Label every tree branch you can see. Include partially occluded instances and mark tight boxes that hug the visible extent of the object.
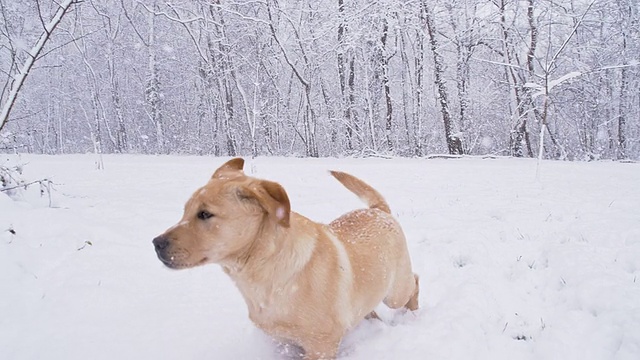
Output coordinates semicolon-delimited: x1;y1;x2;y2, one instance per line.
0;0;77;132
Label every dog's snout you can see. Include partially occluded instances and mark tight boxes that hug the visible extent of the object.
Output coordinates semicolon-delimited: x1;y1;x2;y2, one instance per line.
153;235;170;251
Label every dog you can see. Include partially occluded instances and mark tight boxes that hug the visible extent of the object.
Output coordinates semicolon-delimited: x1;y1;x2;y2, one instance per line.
153;158;419;359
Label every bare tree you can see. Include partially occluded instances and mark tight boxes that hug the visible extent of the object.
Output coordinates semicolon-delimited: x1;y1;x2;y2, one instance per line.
337;0;359;151
380;16;394;151
266;0;318;157
422;0;464;155
0;0;77;132
615;0;637;159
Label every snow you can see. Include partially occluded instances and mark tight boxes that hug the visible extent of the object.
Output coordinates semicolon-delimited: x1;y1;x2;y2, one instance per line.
526;71;583;98
1;154;639;360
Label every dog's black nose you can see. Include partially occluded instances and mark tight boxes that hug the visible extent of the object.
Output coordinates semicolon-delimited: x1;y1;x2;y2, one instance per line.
153;236;170;251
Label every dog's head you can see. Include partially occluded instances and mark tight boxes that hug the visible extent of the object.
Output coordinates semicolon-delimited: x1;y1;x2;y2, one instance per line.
153;158;290;269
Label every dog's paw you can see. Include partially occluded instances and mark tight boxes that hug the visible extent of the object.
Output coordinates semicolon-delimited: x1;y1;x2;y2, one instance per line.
389;307;422;326
275;342;305;359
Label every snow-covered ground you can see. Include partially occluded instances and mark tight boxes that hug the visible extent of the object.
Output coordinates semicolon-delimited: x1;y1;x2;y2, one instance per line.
1;154;639;360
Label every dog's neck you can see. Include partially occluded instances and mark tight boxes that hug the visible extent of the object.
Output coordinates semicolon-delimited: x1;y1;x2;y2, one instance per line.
221;212;316;285
219;212;317;316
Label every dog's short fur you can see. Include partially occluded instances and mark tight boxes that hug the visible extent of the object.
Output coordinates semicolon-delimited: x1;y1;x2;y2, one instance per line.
153;158;419;359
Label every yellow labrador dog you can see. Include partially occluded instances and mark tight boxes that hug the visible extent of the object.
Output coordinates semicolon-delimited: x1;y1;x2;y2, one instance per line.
153;158;419;359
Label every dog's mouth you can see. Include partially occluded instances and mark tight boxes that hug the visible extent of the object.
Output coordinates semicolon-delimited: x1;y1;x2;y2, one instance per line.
156;251;208;269
153;235;211;269
157;253;182;269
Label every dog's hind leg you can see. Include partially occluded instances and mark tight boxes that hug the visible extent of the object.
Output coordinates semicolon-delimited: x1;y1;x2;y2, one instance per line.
383;272;419;311
404;273;419;311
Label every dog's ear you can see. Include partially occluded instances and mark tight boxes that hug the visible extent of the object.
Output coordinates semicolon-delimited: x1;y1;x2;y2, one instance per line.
212;158;245;179
240;180;290;227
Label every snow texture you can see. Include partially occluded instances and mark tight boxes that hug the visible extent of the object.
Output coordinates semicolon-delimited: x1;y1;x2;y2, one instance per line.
1;155;639;359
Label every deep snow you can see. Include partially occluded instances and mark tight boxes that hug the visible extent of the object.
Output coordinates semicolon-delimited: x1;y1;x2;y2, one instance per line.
1;155;639;360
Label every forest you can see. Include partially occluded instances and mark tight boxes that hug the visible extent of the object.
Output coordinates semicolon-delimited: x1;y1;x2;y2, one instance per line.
1;0;638;160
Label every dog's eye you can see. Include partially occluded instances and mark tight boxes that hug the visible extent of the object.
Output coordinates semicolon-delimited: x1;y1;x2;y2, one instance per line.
197;210;214;220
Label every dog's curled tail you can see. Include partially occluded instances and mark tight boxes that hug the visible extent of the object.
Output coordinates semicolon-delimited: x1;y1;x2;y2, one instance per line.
329;170;391;214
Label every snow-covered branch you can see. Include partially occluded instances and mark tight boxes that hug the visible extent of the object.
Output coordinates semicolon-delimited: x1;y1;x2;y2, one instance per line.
0;0;77;132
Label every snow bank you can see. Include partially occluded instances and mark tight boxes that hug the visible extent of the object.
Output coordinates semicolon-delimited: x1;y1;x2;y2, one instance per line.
1;155;639;359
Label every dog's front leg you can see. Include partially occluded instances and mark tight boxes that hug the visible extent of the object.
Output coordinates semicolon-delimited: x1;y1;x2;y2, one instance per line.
300;335;341;360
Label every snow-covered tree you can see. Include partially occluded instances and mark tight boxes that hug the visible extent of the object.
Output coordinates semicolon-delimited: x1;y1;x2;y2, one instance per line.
0;0;638;159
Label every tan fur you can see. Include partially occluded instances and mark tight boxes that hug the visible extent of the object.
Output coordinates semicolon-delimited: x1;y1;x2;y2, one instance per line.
153;158;419;359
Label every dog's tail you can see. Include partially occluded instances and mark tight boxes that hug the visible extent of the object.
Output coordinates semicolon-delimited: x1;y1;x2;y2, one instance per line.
329;170;391;214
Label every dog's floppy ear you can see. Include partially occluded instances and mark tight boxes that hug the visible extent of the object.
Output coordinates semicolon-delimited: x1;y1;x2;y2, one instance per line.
240;180;291;227
212;158;245;179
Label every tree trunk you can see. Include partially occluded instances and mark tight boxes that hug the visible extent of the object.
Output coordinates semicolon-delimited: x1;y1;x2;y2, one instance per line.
422;0;463;155
381;18;393;151
266;1;318;157
446;3;472;154
111;68;127;153
145;4;164;154
337;0;360;152
498;0;532;157
414;7;426;156
337;0;352;150
398;21;415;155
618;66;628;159
209;3;237;156
616;0;634;160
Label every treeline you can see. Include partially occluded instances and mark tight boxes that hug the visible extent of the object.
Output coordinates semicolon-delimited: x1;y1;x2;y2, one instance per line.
1;0;638;159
